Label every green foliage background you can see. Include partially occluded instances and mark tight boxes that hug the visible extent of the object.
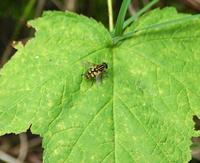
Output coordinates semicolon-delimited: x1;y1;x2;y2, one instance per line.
0;0;200;163
0;6;200;162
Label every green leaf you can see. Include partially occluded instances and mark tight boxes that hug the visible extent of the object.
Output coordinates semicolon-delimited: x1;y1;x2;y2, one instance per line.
1;7;200;162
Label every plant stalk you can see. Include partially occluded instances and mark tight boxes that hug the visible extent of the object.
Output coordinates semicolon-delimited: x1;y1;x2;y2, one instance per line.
113;14;200;44
114;0;131;36
124;0;159;29
107;0;114;32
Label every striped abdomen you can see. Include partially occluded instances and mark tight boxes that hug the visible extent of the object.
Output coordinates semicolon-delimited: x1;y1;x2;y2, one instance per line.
85;63;108;79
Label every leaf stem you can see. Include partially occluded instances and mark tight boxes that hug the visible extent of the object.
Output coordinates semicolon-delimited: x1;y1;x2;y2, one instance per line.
114;0;131;36
123;0;159;29
107;0;114;32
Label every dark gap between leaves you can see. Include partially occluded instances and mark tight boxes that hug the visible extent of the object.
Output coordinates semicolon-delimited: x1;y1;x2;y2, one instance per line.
0;129;42;163
190;115;200;163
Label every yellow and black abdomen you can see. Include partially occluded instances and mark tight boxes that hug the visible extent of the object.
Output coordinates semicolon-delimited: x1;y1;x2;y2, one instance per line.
85;67;100;79
85;63;108;79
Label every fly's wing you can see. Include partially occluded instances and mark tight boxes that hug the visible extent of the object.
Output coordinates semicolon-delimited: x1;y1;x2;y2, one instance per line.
82;61;96;68
95;74;102;85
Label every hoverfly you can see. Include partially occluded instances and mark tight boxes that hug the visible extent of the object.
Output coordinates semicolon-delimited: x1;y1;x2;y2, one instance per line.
84;62;108;82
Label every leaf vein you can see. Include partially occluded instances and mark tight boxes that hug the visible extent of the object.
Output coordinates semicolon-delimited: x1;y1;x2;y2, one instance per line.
63;98;112;162
117;95;172;163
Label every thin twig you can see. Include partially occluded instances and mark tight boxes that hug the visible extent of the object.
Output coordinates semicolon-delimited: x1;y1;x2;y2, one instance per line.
142;0;149;5
51;0;64;10
0;43;14;67
192;149;200;160
17;133;28;163
9;137;42;156
107;0;114;32
64;0;77;11
128;4;136;16
35;0;47;17
0;150;20;163
29;138;42;149
27;154;42;163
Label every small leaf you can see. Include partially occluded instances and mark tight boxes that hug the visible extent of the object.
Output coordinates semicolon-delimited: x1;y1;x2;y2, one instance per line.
0;8;200;162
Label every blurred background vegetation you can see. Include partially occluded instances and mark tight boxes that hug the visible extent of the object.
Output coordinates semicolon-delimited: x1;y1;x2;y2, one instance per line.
0;0;200;162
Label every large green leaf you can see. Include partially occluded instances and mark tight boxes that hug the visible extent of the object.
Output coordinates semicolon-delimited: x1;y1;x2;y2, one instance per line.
0;7;200;162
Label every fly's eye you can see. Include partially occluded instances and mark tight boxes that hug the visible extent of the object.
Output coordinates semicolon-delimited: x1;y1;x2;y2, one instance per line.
102;62;108;68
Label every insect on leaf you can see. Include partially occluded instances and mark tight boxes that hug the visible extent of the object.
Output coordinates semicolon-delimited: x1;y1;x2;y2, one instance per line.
0;8;200;162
